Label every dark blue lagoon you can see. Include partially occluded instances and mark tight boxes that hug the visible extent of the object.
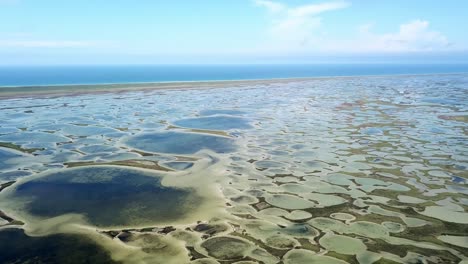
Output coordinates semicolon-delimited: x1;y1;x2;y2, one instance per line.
0;229;119;264
7;166;201;227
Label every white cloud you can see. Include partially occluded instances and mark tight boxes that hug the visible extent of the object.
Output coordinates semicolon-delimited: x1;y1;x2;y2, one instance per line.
0;40;96;48
324;20;451;53
254;1;349;49
254;1;453;54
254;0;285;13
287;1;349;17
375;20;450;52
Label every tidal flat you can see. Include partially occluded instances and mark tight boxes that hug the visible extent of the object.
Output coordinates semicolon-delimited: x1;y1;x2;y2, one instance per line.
0;74;467;263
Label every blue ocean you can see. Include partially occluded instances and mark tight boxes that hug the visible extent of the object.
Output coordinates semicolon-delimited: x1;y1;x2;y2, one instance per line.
1;64;468;87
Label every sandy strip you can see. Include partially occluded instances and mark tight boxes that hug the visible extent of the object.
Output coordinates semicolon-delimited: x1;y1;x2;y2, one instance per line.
0;73;465;99
0;78;307;99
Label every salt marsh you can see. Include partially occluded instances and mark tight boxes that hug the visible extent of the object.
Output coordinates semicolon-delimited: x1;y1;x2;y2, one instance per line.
0;74;467;263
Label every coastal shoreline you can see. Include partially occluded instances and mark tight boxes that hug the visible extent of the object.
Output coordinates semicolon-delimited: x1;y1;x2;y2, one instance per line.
0;72;466;99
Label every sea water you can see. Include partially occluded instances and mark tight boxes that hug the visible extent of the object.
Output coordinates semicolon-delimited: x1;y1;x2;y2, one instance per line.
1;63;468;87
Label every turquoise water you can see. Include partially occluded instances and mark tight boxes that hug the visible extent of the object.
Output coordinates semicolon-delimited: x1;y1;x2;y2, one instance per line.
1;64;468;86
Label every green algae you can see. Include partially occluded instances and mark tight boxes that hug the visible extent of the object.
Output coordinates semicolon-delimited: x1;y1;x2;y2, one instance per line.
64;160;172;172
0;142;42;154
0;180;15;192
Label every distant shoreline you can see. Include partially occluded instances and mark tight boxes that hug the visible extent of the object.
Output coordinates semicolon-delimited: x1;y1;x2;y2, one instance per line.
0;72;467;99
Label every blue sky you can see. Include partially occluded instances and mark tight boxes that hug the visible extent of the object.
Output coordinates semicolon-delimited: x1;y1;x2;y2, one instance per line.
1;0;467;64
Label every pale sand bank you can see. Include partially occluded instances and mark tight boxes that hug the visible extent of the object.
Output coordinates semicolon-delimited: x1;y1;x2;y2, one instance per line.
0;73;464;99
0;78;306;99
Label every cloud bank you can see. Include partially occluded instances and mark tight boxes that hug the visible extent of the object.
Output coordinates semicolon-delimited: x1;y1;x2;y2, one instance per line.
255;1;453;54
358;20;450;52
255;0;349;48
